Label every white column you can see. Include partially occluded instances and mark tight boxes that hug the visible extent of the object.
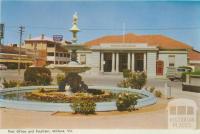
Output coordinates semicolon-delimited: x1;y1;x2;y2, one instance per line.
112;53;115;72
144;53;146;72
116;53;119;73
131;53;135;72
128;53;131;70
100;52;104;72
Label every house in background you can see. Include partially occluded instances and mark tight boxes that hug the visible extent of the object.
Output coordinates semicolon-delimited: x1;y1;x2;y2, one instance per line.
0;44;34;69
81;33;200;78
188;49;200;69
23;34;71;67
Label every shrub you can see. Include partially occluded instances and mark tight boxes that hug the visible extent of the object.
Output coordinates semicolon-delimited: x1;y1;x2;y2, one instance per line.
154;90;162;97
190;70;200;75
118;72;147;89
123;69;131;78
127;72;147;89
116;92;140;111
19;81;38;86
70;99;96;114
149;86;155;93
56;74;66;91
2;79;18;88
24;67;52;85
117;79;129;88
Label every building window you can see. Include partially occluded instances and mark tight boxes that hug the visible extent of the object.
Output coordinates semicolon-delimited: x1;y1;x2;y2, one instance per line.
56;53;59;56
169;55;175;67
55;61;58;64
47;61;54;65
63;53;67;57
47;52;54;56
47;43;55;47
80;54;86;64
134;53;144;72
60;53;63;57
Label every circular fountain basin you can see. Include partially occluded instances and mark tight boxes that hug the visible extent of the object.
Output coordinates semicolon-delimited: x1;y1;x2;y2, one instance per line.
47;62;90;73
0;86;156;112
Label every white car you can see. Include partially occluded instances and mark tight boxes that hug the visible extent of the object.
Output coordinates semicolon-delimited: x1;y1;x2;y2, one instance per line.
0;64;7;70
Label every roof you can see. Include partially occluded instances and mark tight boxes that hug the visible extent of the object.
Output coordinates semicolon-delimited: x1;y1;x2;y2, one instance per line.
0;45;26;55
84;33;192;49
25;35;54;42
84;33;200;61
25;35;71;44
188;50;200;61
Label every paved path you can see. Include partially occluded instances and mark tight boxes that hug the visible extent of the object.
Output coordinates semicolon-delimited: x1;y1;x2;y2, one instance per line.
0;99;168;129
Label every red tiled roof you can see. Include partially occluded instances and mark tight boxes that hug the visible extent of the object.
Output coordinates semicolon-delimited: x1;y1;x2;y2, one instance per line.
84;33;200;61
84;33;192;49
188;50;200;61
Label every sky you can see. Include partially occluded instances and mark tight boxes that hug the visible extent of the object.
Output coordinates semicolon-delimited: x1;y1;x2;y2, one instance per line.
1;0;200;50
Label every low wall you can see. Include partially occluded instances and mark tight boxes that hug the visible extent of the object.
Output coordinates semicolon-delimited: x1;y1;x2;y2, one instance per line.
183;75;200;93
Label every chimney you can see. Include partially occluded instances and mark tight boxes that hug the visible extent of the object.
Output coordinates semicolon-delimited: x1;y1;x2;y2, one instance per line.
41;34;44;40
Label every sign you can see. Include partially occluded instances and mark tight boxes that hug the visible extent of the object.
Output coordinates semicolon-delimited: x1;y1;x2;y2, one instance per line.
167;99;197;129
53;35;63;42
0;23;4;38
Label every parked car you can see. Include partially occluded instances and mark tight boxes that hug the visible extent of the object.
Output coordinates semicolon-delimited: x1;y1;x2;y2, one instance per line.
167;66;192;81
0;64;7;70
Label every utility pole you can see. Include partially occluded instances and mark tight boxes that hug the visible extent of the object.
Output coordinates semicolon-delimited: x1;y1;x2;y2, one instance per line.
18;26;25;75
0;24;5;45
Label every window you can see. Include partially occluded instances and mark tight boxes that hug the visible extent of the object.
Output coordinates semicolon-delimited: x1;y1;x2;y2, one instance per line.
47;43;55;47
134;53;144;72
47;52;54;56
56;53;59;56
47;61;54;65
60;53;63;57
169;55;175;67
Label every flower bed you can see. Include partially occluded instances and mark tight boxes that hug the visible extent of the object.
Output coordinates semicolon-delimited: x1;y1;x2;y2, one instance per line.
25;88;117;103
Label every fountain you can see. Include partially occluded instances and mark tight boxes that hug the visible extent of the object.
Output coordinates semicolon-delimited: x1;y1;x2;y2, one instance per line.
52;12;90;93
0;13;157;112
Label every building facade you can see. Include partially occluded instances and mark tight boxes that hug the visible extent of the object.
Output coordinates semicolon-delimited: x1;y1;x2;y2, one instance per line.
0;45;34;69
24;35;70;66
83;43;188;78
80;33;200;78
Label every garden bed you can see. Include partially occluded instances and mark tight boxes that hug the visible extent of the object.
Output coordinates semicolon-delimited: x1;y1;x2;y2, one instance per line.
25;88;117;103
